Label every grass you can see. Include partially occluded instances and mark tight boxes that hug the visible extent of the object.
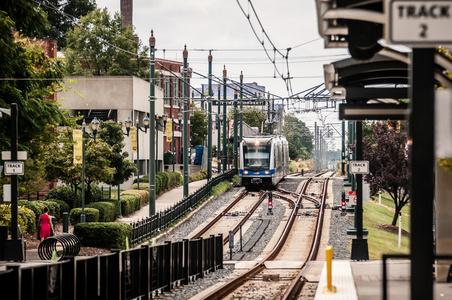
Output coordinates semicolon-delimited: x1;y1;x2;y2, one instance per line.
363;193;410;259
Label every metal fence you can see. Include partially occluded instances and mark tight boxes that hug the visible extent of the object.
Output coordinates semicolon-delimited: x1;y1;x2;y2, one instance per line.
0;235;223;300
130;169;236;246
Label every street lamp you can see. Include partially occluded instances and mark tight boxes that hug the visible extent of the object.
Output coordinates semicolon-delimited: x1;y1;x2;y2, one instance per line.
124;116;149;190
80;117;100;223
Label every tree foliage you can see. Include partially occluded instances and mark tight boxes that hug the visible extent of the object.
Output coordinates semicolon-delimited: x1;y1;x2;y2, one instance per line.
64;8;149;78
362;121;410;225
34;0;96;49
97;120;137;186
229;107;267;133
283;114;313;160
190;103;207;146
43;128;115;207
0;1;69;193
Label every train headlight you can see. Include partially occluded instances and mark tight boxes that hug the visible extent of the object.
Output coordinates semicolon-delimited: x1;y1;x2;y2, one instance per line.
243;170;248;175
265;171;271;174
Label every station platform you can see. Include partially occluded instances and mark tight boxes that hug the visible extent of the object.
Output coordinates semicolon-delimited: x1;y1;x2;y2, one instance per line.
314;260;452;300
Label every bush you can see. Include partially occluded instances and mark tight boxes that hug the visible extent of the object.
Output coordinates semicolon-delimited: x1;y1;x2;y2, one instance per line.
189;169;207;182
86;202;116;222
121;190;149;205
118;194;141;216
18;200;46;220
211;180;232;197
0;204;36;235
45;199;71;215
69;208;99;225
101;199;121;219
133;174;149;184
74;222;132;249
44;185;76;208
167;171;179;188
132;183;149;190
231;175;239;184
157;172;169;190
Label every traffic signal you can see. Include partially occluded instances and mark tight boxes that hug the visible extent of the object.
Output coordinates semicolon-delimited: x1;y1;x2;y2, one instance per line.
341;191;346;211
268;191;273;211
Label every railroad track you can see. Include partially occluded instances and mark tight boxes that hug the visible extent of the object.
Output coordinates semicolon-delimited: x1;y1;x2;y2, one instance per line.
199;171;334;299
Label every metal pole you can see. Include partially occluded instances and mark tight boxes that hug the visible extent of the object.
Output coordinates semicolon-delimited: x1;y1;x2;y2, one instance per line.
183;46;189;198
222;66;227;172
207;51;213;180
172;120;175;172
136;122;140;190
233;89;238;170
410;48;435;300
81;126;86;223
239;72;243;142
341;120;345;175
217;83;221;173
156;117;159;172
10;104;18;238
149;30;156;216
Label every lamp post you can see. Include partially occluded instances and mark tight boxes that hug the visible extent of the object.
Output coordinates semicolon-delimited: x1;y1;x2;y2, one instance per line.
124;116;149;190
149;30;156;216
183;46;189;198
217;82;221;173
80;117;100;223
222;66;227;173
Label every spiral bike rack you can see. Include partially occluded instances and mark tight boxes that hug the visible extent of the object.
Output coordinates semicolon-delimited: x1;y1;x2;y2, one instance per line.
38;233;81;261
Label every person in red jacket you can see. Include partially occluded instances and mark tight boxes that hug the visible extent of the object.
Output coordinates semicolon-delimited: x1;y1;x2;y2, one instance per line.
37;206;54;240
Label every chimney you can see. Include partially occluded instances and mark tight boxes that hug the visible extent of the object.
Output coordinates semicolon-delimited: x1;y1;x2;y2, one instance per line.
120;0;133;27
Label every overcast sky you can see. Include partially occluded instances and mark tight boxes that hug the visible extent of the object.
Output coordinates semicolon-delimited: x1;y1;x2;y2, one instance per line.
96;0;348;149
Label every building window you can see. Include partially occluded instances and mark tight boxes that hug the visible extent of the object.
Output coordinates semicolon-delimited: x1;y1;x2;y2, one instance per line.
173;78;179;107
72;109;117;125
164;76;171;106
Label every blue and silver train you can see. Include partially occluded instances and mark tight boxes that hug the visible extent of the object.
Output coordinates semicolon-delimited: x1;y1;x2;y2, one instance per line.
238;135;290;188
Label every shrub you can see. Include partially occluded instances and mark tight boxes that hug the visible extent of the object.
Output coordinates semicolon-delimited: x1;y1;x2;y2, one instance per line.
0;204;36;235
189;169;207;182
155;175;162;195
122;190;149;205
74;222;132;249
167;171;178;187
211;180;232;196
18;200;46;221
132;183;149;190
45;199;71;215
118;194;141;216
231;175;239;184
86;202;116;222
69;208;99;225
44;185;76;208
157;172;169;190
101;199;121;219
289;165;295;172
133;174;149;184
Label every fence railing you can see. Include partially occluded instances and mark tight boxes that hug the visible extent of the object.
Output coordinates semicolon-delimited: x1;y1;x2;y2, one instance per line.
130;169;236;247
0;235;223;300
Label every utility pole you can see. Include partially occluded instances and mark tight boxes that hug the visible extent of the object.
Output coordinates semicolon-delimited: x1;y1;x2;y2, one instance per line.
217;82;221;173
183;45;189;198
222;66;227;172
207;51;213;180
233;88;238;169
239;72;243;142
149;30;156;216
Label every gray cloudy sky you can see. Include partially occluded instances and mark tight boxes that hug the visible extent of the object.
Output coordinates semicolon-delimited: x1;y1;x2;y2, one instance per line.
96;0;348;149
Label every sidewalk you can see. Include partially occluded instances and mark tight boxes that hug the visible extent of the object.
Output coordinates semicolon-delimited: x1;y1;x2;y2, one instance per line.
117;179;208;223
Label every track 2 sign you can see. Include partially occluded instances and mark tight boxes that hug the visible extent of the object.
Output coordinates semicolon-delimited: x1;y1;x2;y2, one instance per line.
349;161;369;174
388;0;452;45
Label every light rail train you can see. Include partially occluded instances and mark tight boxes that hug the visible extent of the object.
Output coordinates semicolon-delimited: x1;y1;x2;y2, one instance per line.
238;135;289;188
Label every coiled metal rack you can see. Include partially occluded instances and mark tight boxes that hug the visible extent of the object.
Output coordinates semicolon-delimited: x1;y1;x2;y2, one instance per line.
38;233;81;261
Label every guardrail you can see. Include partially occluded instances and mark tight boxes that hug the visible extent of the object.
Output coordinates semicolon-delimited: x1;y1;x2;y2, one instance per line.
130;169;236;247
0;235;223;300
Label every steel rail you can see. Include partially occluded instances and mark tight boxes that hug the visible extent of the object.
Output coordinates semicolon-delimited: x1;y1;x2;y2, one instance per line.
201;177;314;300
190;189;248;240
281;172;334;300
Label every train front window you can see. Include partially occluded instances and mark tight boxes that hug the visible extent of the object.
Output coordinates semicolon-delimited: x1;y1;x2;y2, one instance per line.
243;144;270;170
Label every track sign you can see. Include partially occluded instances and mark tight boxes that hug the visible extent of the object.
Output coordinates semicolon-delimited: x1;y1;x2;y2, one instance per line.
387;0;452;45
4;161;24;175
349;161;369;174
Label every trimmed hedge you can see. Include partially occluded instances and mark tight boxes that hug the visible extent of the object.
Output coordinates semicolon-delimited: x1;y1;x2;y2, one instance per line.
86;201;116;222
46;199;71;215
118;194;141;216
133;174;149;183
43;183;103;209
69;208;99;225
74;222;132;249
101;199;121;219
121;190;148;205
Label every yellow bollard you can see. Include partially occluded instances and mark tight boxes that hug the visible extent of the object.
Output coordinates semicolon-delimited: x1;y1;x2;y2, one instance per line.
323;245;337;294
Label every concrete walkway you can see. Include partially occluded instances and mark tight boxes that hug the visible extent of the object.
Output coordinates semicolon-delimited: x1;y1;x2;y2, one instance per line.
117;179;208;223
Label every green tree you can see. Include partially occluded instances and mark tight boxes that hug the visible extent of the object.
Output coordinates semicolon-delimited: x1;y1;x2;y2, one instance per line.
190;103;207;146
43;128;115;207
229;107;267;133
283;114;313;159
97;120;137;186
64;8;148;78
34;0;96;49
0;1;68;194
